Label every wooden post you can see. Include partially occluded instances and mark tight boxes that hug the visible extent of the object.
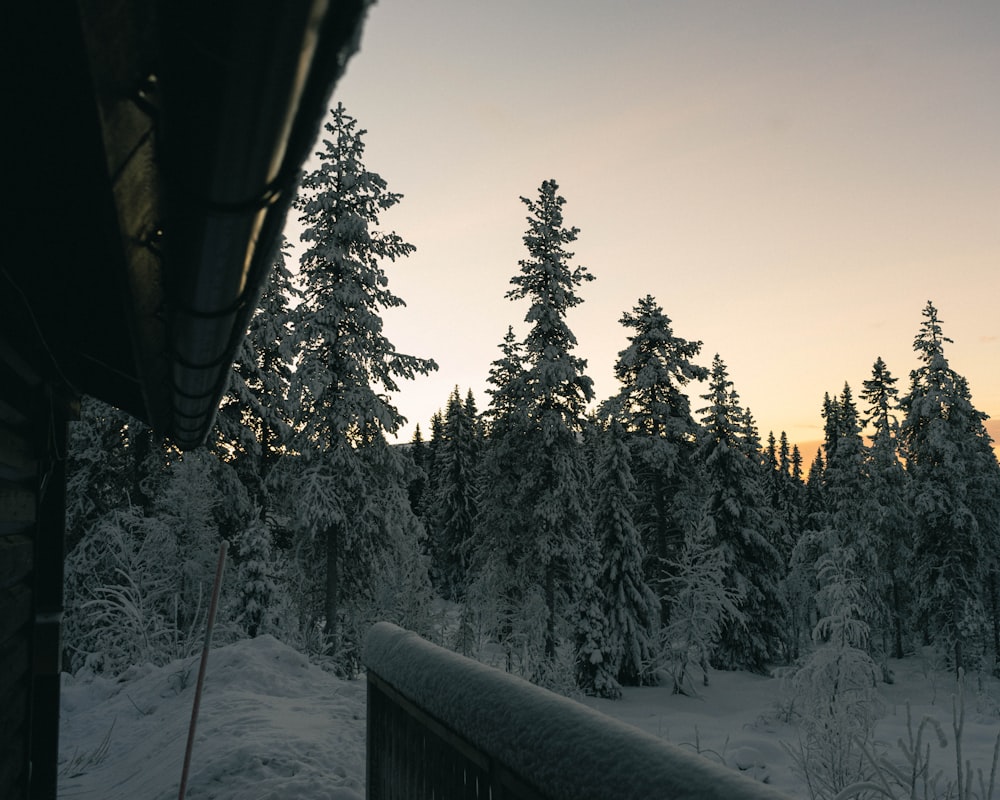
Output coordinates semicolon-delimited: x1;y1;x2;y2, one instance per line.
177;540;227;800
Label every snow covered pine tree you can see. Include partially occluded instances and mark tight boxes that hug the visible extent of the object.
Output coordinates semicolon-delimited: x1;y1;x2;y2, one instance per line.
287;103;436;667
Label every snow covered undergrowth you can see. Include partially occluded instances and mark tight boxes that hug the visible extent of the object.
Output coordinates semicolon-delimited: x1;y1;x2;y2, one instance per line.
60;634;1000;799
583;657;1000;798
581;669;793;790
59;635;366;800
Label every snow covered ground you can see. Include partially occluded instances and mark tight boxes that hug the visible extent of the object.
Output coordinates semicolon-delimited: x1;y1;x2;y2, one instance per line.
59;636;366;800
59;635;1000;799
583;659;1000;797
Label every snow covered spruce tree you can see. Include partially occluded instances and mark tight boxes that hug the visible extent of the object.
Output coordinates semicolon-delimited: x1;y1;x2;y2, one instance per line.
425;386;480;600
236;512;277;638
860;356;913;661
822;385;885;649
575;528;621;698
696;354;787;672
763;430;809;662
509;179;595;675
210;244;300;635
285;103;437;668
899;302;1000;675
776;436;802;546
580;419;659;692
467;327;533;667
600;295;708;593
474;181;595;681
417;411;445;520
406;423;429;514
762;432;794;563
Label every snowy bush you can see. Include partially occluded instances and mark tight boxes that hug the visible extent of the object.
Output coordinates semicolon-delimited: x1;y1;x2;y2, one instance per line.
832;678;1000;800
782;546;883;799
64;446;235;675
662;514;744;695
65;506;196;674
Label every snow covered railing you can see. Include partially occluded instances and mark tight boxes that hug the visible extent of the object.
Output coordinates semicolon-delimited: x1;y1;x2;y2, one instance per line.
363;622;790;800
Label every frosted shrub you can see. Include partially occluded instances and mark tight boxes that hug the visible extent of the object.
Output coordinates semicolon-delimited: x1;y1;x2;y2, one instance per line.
65;506;198;674
507;588;550;680
318;536;437;678
534;641;582;698
459;565;509;663
358;547;435;638
463;553;553;681
836;679;1000;800
784;546;883;799
663;515;744;696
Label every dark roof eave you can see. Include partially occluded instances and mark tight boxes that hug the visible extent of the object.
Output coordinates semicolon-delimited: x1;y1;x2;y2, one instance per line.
156;0;370;449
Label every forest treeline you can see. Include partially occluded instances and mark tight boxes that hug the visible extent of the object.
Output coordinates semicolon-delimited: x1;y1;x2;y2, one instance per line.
64;106;1000;712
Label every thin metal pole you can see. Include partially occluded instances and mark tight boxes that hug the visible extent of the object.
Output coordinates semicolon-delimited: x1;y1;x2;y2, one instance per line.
178;539;228;800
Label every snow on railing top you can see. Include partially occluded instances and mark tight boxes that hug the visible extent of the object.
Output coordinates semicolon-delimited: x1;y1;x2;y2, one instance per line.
363;622;792;800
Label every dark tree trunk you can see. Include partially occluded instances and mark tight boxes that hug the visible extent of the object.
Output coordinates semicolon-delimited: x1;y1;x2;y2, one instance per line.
892;577;905;660
652;471;672;626
325;522;341;653
990;572;1000;676
544;567;557;661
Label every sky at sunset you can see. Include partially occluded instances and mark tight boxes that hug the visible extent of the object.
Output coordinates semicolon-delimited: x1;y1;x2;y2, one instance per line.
309;1;1000;457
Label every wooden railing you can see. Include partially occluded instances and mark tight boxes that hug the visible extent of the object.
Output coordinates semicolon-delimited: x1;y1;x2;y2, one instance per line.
363;622;792;800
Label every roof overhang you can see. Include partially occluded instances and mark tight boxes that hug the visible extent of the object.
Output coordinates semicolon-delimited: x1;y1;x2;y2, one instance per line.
2;0;369;448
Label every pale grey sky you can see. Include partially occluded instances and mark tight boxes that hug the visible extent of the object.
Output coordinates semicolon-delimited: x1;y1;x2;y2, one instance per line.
313;1;1000;452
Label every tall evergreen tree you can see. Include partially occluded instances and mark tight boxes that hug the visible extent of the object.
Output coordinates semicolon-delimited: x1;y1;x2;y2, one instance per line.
407;423;429;514
860;357;913;661
770;431;803;561
739;406;763;463
287;103;436;659
468;327;533;669
697;354;786;671
481;327;526;434
823;383;882;641
503;179;595;669
899;302;999;674
575;532;621;699
463;388;482;443
767;430;807;661
237;513;277;638
418;411;446;522
590;420;660;688
428;387;480;599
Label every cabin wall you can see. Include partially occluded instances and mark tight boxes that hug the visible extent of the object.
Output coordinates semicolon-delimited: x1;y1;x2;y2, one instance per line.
0;336;71;800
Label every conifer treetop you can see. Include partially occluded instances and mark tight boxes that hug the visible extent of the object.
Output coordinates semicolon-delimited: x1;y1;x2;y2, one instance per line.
912;300;953;366
506;180;595;427
698;354;740;451
291;103;437;442
860;356;900;441
604;294;707;437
